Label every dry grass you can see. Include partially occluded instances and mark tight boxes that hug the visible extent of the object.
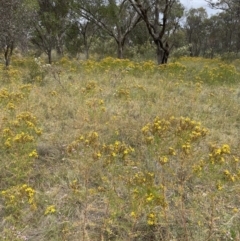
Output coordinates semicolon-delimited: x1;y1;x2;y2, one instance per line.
0;56;240;240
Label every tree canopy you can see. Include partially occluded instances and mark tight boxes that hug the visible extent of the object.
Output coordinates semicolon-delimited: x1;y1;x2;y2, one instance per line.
0;0;240;65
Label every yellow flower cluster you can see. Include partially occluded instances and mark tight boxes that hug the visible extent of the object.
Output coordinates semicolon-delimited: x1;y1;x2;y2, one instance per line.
29;149;39;158
1;67;22;82
67;131;100;153
129;172;167;212
102;140;135;164
115;88;130;99
142;116;171;143
67;131;135;166
192;160;205;175
142;60;156;71
13;132;34;143
0;88;24;110
142;116;208;153
197;62;239;83
191;142;239;188
7;102;16;110
159;61;186;73
1;184;37;211
178;117;208;135
78;57;187;77
59;56;70;65
223;169;237;182
209;144;231;164
130;211;137;218
44;205;56;215
2;112;42;150
85;81;97;92
17;111;37;124
130;171;154;186
85;98;106;112
0;85;31;109
147;212;157;226
182;142;191;155
168;147;176;156
159;156;169;165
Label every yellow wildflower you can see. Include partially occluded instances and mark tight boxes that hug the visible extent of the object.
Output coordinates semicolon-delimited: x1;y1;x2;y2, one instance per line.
221;144;231;154
4;138;11;148
146;193;154;202
159;156;168;165
130;211;136;218
169;147;176;155
44;205;56;215
29;150;38;158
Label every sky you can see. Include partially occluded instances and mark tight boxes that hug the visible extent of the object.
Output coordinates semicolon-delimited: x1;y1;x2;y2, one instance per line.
180;0;220;15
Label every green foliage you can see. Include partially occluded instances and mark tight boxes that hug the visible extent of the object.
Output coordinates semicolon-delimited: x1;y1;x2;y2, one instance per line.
221;52;240;63
23;0;39;11
171;45;191;59
197;62;239;84
20;58;50;84
65;23;82;57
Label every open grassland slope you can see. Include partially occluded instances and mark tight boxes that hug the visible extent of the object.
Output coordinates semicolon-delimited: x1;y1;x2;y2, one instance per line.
0;57;240;240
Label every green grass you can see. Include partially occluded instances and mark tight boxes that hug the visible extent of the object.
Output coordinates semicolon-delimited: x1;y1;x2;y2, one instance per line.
0;56;240;240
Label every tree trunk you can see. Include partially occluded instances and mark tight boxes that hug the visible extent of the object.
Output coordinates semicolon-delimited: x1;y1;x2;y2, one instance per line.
162;42;169;64
47;49;52;64
4;42;14;67
189;44;193;57
56;35;64;57
155;40;169;65
117;40;124;59
56;45;64;57
84;47;89;60
236;32;240;54
83;35;89;59
156;46;164;65
210;48;214;59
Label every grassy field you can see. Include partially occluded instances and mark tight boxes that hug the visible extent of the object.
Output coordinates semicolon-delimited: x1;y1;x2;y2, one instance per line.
0;56;240;240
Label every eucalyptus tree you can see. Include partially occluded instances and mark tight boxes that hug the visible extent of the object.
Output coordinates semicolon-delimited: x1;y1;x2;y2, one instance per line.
65;20;98;59
185;8;208;57
202;15;221;58
206;0;240;10
206;0;240;54
128;0;184;64
215;11;238;53
0;0;34;66
31;0;73;63
76;0;142;59
67;4;99;60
